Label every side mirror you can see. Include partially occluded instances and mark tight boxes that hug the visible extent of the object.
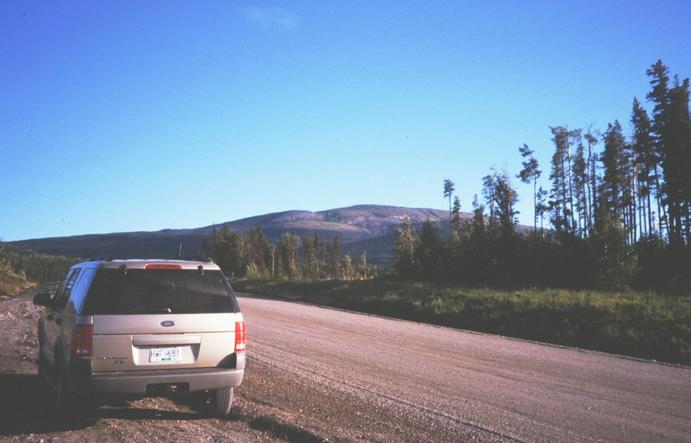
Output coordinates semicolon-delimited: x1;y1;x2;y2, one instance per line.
33;291;53;307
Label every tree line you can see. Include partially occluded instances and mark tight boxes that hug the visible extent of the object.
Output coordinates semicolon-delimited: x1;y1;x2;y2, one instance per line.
201;226;375;280
394;60;691;293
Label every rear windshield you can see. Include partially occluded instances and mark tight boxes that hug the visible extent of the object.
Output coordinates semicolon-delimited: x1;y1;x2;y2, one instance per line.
81;269;239;315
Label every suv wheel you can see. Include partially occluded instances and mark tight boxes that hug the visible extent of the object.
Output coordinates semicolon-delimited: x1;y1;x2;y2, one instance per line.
213;387;234;417
55;365;92;420
37;324;49;386
37;351;48;383
55;368;75;418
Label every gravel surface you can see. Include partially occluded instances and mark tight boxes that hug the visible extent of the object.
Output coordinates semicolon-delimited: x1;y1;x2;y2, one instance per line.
239;295;691;442
0;291;689;442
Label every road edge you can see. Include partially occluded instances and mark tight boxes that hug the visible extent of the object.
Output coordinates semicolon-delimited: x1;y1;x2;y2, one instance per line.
237;291;691;371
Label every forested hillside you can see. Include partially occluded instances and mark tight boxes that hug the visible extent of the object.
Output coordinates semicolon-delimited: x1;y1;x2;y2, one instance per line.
0;244;77;295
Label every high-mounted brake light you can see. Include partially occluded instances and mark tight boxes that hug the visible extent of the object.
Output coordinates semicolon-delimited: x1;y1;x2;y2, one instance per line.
144;263;182;270
235;321;247;352
71;324;93;357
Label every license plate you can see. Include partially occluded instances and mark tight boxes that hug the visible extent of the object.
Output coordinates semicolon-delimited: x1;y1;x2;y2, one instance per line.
149;347;181;363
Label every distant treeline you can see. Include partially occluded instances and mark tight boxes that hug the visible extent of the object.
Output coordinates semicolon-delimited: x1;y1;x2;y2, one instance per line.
0;243;77;284
201;226;376;280
394;60;691;293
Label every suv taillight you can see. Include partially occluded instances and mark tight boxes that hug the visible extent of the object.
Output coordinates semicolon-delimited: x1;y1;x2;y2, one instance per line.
235;321;246;352
71;324;93;357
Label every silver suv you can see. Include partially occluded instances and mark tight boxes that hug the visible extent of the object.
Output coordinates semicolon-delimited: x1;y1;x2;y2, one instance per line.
33;259;246;417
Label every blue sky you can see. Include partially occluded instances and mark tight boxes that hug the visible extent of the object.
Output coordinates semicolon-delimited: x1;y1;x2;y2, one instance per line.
1;1;690;241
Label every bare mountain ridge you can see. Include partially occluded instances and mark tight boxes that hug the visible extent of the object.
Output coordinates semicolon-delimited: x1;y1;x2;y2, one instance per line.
10;205;470;264
204;205;460;241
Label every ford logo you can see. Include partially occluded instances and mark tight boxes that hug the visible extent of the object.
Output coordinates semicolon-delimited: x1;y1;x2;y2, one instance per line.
161;320;175;327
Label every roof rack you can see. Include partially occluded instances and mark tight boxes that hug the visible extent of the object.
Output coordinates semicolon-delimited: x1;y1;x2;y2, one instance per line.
87;255;113;262
177;255;215;263
86;255;213;263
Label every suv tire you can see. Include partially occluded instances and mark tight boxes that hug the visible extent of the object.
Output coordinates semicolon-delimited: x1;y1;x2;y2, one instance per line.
37;322;49;384
213;387;234;417
37;350;48;383
55;362;92;420
55;367;76;419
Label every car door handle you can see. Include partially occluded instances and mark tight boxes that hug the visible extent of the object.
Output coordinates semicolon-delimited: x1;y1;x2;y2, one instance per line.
55;318;62;325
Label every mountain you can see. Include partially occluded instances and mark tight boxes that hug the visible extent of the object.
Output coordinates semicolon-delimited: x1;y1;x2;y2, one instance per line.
10;205;468;265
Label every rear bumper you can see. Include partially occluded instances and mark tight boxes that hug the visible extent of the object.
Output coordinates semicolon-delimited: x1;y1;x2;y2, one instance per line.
86;367;244;395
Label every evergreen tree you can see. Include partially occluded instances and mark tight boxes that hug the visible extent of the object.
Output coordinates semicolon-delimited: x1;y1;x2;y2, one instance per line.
247;227;272;277
622;138;637;245
205;226;245;277
451;196;462;235
341;255;354;280
592;192;633;289
572;140;588;236
536;186;549;235
664;76;691;244
631;97;656;237
443;179;455;216
328;235;343;279
276;233;300;278
601;121;627;220
517;143;542;234
566;129;581;233
646;59;671;239
357;252;369;280
549;126;578;234
471;194;485;234
492;170;519;235
584;128;600;233
447;195;464;276
393;216;417;278
482;173;496;222
301;234;324;279
415;220;444;280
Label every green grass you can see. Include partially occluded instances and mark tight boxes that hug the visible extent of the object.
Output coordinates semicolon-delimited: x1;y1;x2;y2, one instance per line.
235;279;691;366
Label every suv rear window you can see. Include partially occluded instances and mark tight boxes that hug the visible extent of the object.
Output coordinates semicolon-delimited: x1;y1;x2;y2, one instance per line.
81;269;239;315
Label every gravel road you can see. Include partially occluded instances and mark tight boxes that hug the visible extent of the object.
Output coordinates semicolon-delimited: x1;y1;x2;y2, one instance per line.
0;291;689;442
241;295;691;442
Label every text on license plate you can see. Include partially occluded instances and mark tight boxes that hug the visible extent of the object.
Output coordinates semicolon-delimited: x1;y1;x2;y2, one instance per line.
149;347;181;363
